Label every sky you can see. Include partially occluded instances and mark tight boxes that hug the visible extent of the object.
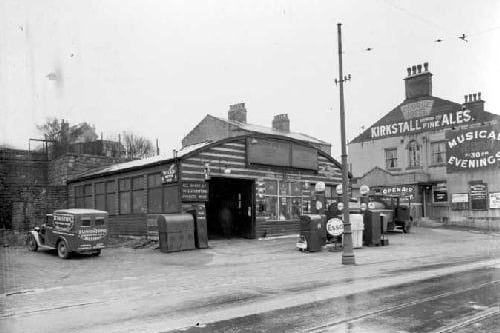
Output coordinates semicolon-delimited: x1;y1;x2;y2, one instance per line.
1;0;499;158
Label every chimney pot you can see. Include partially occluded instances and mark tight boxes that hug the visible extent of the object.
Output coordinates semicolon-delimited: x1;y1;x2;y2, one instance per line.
228;103;247;123
272;114;290;132
478;92;482;100
404;63;432;99
464;95;468;103
473;93;477;101
469;94;473;101
424;62;429;71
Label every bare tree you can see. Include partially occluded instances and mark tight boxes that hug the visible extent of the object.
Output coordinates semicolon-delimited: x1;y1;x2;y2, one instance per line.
36;118;98;146
121;132;155;159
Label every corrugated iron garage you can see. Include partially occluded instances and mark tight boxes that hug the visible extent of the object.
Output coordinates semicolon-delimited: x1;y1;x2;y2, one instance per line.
67;133;344;239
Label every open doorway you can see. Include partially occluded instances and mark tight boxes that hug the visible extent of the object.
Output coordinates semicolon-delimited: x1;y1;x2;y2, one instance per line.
206;177;255;239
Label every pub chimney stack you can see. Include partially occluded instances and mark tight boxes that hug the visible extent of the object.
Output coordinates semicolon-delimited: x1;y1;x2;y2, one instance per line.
463;91;485;113
404;62;432;100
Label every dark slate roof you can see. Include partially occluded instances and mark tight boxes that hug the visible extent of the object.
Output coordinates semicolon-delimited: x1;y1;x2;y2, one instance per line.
349;96;500;144
210;115;331;146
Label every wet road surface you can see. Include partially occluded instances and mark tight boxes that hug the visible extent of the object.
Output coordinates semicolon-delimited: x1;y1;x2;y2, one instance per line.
1;227;499;333
169;266;500;333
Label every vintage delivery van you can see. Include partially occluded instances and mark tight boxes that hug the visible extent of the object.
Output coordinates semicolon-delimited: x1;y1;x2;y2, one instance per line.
26;209;108;259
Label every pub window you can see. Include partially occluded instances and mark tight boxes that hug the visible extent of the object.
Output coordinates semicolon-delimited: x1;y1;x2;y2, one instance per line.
95;182;106;211
132;176;144;213
83;184;93;208
148;173;163;213
106;180;117;215
385;148;398;169
119;178;131;214
75;185;84;208
431;142;446;165
408;140;420;167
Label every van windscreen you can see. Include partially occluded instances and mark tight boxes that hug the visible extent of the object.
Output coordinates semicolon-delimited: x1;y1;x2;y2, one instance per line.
95;218;105;226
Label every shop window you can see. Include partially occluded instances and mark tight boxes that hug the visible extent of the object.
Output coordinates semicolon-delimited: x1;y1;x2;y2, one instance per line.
95;182;106;211
256;180;302;221
408;140;420;167
119;178;131;214
132;176;144;213
106;181;116;215
75;185;84;208
163;186;179;213
148;173;163;213
83;184;93;208
385;148;398;169
431;142;446;165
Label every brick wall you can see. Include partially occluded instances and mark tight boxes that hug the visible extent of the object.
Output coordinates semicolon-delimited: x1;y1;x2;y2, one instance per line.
3;185;67;231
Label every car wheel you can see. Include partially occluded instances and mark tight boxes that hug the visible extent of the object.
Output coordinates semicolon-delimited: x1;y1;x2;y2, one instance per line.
91;250;101;256
57;240;70;259
26;234;38;252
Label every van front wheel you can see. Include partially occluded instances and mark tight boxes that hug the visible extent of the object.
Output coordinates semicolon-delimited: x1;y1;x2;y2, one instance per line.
57;240;70;259
26;234;38;252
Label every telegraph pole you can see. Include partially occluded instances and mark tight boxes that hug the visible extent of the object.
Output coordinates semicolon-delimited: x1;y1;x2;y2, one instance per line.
336;23;355;265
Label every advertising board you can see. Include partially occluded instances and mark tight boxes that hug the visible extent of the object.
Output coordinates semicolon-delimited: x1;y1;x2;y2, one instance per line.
446;125;500;173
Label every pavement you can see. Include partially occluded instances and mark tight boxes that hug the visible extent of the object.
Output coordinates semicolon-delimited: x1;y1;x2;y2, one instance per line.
1;225;500;333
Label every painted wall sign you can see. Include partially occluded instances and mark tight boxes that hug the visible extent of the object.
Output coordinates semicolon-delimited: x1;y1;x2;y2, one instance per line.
378;185;417;201
489;192;500;209
162;163;178;183
469;181;488;211
247;138;318;170
400;100;434;119
181;182;208;202
370;108;472;139
446;125;500;173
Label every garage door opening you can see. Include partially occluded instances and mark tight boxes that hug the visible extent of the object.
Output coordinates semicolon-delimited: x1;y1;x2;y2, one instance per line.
206;177;255;239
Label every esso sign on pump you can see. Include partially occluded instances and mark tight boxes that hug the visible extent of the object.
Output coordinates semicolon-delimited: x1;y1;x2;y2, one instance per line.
327;218;344;236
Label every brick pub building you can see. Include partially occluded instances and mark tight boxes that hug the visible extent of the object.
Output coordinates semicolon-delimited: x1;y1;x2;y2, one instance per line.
348;63;500;229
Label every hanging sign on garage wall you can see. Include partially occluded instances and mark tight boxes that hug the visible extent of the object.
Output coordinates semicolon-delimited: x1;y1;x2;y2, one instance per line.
181;182;208;202
162;163;178;183
446;124;500;173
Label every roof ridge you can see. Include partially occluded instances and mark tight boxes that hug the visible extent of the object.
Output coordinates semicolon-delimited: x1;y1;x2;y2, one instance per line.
209;114;330;145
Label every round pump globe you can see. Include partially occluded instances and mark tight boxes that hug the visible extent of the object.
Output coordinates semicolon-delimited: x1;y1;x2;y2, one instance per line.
360;185;370;195
315;182;326;192
336;184;343;194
